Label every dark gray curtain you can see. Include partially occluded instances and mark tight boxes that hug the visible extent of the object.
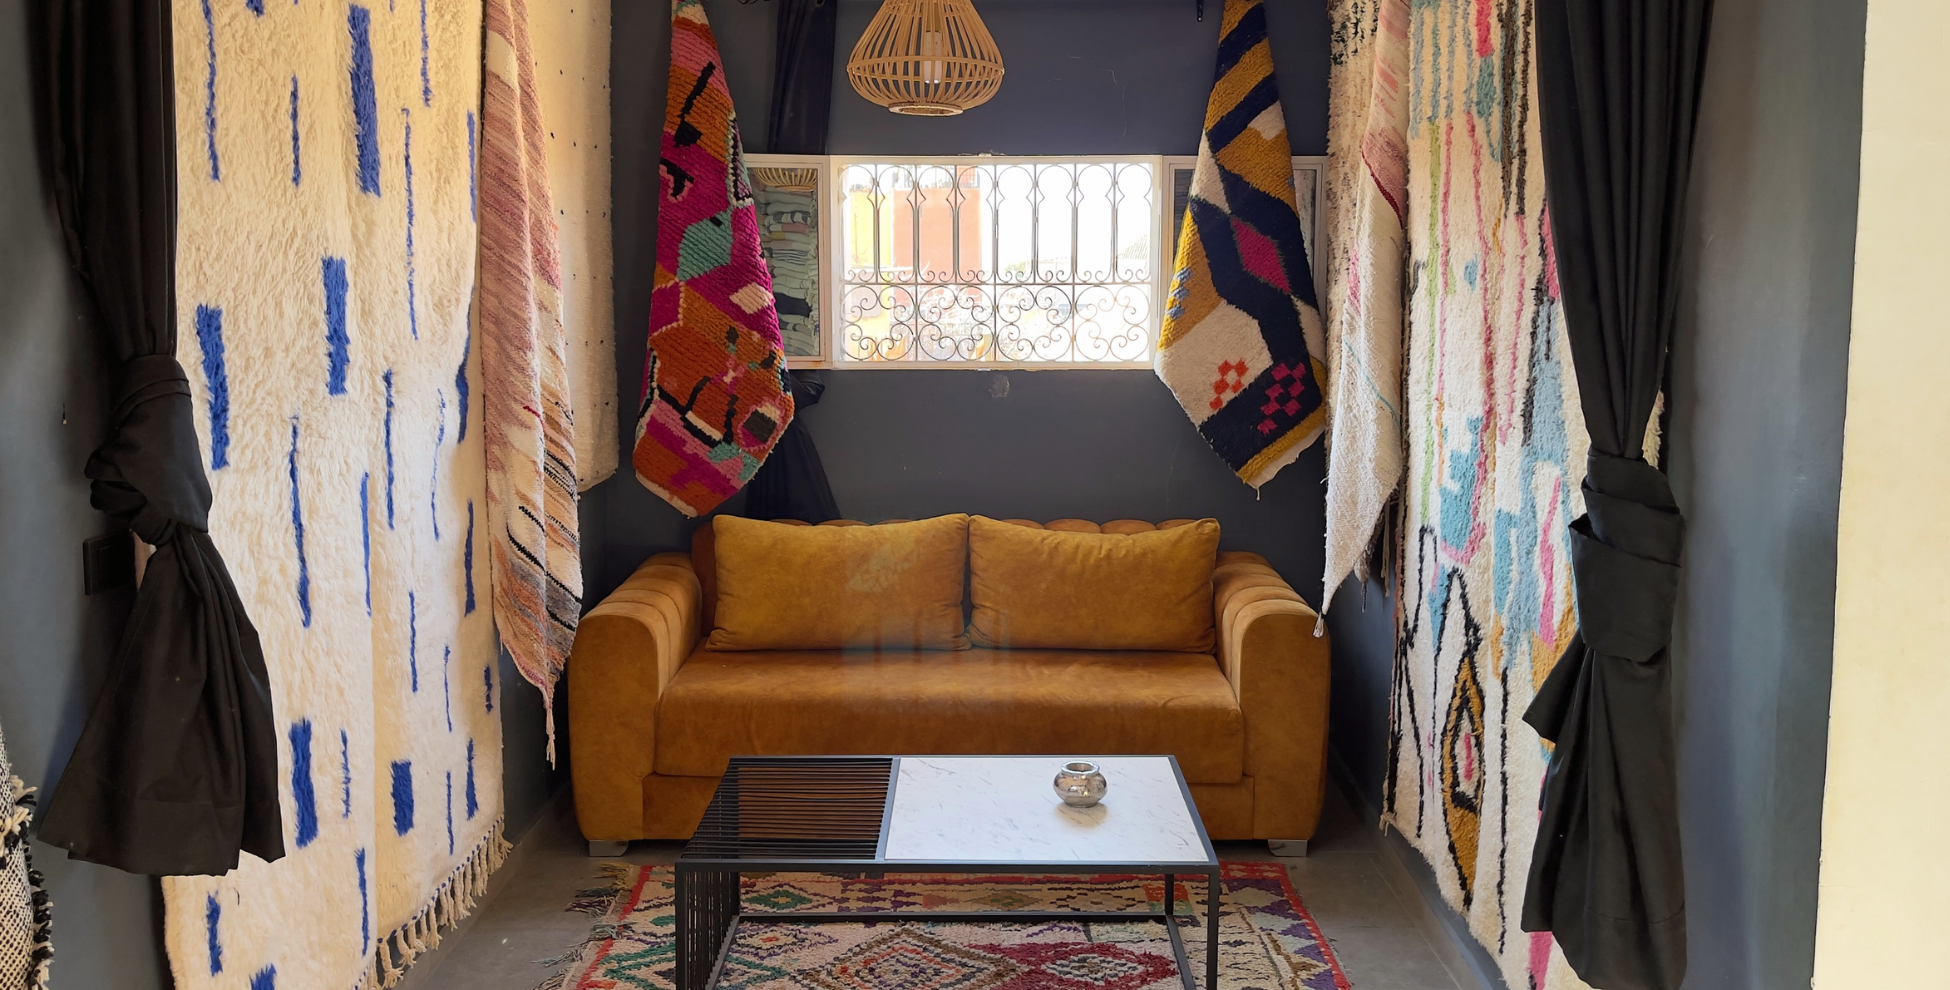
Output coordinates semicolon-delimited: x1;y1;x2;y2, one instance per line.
1521;1;1711;987
743;372;841;522
765;0;837;157
35;0;284;876
747;0;841;523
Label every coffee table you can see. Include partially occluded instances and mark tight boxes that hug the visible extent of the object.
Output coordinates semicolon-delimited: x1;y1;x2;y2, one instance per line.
675;755;1222;990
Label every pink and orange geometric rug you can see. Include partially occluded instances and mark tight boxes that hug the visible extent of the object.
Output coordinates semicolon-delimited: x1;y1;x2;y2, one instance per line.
537;863;1349;990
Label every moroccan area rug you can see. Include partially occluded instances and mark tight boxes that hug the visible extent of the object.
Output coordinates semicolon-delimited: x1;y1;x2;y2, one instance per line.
163;1;507;987
1375;0;1597;988
537;864;1349;990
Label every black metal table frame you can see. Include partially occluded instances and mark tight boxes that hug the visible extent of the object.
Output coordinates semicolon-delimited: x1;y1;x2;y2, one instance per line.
675;755;1223;990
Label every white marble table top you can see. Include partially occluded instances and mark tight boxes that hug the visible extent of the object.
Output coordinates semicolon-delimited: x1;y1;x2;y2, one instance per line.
882;756;1214;865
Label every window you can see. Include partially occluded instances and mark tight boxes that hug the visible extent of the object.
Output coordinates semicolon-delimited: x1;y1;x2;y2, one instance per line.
745;154;1326;369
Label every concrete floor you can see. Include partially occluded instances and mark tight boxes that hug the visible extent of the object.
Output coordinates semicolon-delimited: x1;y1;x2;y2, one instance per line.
397;781;1472;990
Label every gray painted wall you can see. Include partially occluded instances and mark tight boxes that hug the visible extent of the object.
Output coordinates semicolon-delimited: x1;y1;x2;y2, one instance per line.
1667;0;1862;984
500;646;569;840
1326;0;1864;986
592;0;1334;607
0;1;168;986
1322;575;1395;810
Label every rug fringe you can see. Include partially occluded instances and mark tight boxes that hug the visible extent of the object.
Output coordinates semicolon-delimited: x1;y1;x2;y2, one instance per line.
533;862;639;982
4;775;52;990
569;861;636;915
354;817;512;989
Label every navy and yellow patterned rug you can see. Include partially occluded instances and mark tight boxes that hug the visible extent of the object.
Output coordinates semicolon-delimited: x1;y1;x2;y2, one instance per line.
1156;0;1329;489
537;864;1348;990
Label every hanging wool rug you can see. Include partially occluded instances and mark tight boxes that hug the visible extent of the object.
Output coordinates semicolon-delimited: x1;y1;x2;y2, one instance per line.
0;721;50;990
479;0;584;762
535;864;1348;990
163;0;506;987
1380;0;1593;988
633;0;794;517
1157;0;1329;489
1319;0;1410;604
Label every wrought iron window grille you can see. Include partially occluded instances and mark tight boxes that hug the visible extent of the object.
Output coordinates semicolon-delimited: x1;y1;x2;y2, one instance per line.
743;154;1325;370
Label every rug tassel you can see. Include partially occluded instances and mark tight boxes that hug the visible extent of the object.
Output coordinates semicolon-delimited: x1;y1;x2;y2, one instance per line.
380;931;404;987
360;817;510;987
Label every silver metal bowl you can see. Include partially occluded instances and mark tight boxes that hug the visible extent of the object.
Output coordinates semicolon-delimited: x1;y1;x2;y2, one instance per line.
1053;760;1109;808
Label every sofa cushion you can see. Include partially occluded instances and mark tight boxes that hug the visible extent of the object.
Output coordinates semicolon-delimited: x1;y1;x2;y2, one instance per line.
968;516;1221;651
654;647;1246;784
707;514;971;651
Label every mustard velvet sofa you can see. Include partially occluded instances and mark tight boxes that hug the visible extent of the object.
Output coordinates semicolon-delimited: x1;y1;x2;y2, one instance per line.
567;517;1332;852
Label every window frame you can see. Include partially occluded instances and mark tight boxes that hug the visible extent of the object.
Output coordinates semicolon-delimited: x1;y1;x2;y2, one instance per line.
744;153;1327;370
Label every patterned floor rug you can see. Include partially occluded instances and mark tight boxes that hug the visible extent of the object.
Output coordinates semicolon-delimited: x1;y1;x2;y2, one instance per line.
537;864;1349;990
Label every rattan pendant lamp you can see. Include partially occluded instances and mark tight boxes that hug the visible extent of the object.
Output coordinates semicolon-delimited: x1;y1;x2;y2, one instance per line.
846;0;1005;116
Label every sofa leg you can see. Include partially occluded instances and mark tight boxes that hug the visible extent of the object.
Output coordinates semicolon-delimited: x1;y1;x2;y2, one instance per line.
588;840;630;857
1267;839;1309;858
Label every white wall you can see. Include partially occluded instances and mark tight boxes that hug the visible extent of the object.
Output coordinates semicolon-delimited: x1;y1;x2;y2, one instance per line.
1813;0;1950;983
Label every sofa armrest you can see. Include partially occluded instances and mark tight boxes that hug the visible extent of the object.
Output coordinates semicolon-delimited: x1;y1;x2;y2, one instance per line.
1214;551;1333;839
569;552;701;841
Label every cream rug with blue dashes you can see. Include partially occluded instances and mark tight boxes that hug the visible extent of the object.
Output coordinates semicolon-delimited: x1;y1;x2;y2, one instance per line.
161;1;504;987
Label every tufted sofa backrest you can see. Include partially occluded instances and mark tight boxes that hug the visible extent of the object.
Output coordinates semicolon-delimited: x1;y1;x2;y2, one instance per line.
689;517;1207;630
